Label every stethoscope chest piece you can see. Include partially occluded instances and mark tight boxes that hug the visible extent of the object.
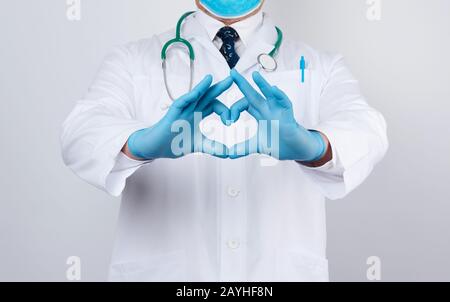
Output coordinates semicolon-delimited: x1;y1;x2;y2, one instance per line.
258;53;278;72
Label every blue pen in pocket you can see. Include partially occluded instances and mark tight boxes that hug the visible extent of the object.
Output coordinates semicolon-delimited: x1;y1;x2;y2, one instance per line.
300;56;306;83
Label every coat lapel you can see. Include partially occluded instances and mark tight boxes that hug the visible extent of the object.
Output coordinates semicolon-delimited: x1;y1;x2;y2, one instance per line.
183;13;227;64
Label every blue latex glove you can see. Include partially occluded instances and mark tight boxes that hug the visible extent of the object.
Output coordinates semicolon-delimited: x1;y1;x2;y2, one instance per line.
128;75;233;160
229;70;326;161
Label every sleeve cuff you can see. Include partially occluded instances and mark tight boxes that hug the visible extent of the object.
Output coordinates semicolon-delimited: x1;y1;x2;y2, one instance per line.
298;125;347;200
114;151;152;171
300;128;341;173
105;151;152;197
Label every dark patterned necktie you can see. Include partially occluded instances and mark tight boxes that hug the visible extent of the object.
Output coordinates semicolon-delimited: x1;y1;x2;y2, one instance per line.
216;26;240;69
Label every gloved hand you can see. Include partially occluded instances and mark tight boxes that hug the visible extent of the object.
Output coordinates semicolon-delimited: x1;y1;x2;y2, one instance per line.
127;75;233;160
229;69;327;162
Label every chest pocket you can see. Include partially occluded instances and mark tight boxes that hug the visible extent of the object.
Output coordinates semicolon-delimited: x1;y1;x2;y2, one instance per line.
260;69;316;128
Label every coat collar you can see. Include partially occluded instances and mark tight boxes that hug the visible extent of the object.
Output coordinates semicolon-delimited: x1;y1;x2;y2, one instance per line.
195;10;264;47
182;12;279;73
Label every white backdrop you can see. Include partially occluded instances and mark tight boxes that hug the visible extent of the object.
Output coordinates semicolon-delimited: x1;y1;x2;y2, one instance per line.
0;0;449;281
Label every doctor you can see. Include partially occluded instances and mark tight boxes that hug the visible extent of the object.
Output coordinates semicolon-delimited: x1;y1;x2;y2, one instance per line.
61;0;388;282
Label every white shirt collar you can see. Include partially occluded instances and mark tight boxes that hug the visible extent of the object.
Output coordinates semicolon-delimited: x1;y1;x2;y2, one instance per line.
195;10;263;46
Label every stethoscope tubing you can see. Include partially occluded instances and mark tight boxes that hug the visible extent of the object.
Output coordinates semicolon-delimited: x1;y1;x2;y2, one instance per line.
162;11;283;101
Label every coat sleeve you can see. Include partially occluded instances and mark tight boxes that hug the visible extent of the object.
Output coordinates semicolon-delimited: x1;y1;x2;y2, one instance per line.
302;54;389;200
61;45;151;197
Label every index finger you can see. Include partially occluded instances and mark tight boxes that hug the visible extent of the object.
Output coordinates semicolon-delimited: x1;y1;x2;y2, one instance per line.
196;77;233;111
204;76;234;101
171;75;213;110
252;71;274;99
166;75;213;121
230;69;265;110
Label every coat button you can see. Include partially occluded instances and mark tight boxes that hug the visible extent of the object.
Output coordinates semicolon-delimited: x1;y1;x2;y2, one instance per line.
160;102;171;111
227;239;240;250
227;186;240;198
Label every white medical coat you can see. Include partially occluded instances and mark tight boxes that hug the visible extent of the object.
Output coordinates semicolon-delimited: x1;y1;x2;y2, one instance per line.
61;12;388;282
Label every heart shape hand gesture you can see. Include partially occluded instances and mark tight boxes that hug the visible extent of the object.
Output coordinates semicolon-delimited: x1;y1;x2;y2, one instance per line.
126;70;327;162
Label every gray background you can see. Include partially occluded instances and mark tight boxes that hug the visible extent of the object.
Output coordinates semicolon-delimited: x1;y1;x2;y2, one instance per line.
0;0;449;281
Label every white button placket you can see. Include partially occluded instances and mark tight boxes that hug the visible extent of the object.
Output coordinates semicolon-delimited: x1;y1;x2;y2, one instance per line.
209;69;247;282
218;158;248;282
220;159;247;281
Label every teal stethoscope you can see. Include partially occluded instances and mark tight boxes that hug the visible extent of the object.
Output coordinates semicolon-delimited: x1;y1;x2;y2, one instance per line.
161;11;284;101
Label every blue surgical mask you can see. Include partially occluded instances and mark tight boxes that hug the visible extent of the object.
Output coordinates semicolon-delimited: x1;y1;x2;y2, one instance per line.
199;0;263;19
